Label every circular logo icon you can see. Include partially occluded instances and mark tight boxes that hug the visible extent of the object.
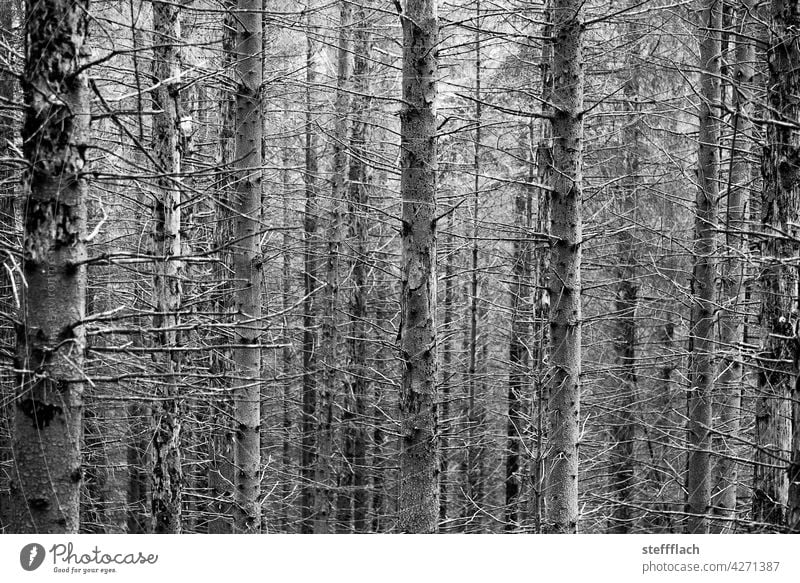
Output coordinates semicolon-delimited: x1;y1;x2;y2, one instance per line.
20;543;46;571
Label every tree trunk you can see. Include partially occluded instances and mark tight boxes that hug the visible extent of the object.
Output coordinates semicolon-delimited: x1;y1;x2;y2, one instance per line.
10;0;89;533
149;0;183;535
686;0;720;534
398;0;439;534
531;2;553;530
712;0;754;532
300;3;321;533
758;0;800;532
465;0;485;530
339;0;372;533
231;0;264;534
545;0;583;534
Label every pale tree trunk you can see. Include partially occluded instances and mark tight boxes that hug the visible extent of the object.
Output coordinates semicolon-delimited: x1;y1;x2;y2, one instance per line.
686;0;720;534
608;11;642;534
206;4;236;534
231;0;263;534
758;0;800;532
712;0;754;532
545;0;583;534
398;0;439;534
10;0;89;533
318;0;352;534
150;0;183;534
300;2;321;533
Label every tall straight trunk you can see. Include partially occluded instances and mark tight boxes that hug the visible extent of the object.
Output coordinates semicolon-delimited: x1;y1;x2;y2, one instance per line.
758;0;800;531
318;0;352;534
440;211;455;529
466;0;483;527
712;0;754;532
300;4;321;533
150;0;183;534
544;0;583;534
280;117;294;532
10;0;89;533
608;12;641;534
231;0;263;534
506;124;533;531
398;0;439;534
340;0;372;533
686;0;720;534
531;2;554;530
206;11;236;533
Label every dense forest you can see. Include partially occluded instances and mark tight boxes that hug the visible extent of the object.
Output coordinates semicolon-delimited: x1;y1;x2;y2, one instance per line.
0;0;799;535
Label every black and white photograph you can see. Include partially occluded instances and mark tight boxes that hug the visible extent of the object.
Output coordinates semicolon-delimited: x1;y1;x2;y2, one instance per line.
0;0;799;576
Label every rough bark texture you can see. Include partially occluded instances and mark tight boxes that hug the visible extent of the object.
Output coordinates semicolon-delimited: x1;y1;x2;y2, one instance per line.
232;0;263;534
149;0;183;534
686;0;720;535
398;0;439;534
759;0;800;532
10;0;89;533
712;0;754;532
545;0;583;534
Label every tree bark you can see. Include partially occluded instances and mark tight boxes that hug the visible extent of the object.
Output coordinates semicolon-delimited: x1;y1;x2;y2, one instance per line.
398;0;439;534
231;0;264;534
712;0;754;532
300;2;321;533
758;0;800;532
10;0;89;533
545;0;583;534
686;0;720;535
149;0;183;535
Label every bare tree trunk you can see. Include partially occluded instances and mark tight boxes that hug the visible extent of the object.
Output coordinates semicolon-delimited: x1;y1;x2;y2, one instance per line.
465;0;484;530
231;0;263;534
712;0;754;532
10;0;89;533
544;0;583;534
398;0;439;534
149;0;183;534
300;3;321;533
758;0;800;532
686;0;720;535
317;0;352;535
530;3;553;529
339;0;374;533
